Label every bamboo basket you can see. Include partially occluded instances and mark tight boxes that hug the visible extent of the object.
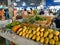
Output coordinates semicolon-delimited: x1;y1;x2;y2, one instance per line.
36;20;47;27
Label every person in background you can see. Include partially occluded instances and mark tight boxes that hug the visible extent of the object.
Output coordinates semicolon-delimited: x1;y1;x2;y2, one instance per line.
54;10;60;28
44;9;49;16
0;8;5;20
12;8;18;21
30;8;34;16
39;9;44;15
13;9;18;17
9;6;13;19
49;9;53;15
22;8;28;16
4;9;9;19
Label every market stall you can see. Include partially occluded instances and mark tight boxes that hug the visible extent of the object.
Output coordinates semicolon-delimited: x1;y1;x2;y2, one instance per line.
0;15;60;45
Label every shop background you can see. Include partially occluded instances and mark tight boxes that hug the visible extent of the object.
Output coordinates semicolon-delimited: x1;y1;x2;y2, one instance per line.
46;0;60;6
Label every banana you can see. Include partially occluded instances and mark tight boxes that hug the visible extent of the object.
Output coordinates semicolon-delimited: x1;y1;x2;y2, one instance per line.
29;34;33;39
40;28;45;32
26;34;29;38
49;33;53;39
17;28;22;34
45;37;49;44
36;27;40;31
36;36;40;42
32;35;36;40
36;32;40;36
40;37;44;43
33;31;36;35
19;31;23;36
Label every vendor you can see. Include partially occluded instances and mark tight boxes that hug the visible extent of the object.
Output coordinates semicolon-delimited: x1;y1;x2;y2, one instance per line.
0;8;5;20
39;9;44;15
12;9;18;21
55;11;60;28
22;9;28;16
4;9;9;19
30;8;34;16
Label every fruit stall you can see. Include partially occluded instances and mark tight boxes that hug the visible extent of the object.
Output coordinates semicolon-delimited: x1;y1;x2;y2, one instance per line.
0;15;60;45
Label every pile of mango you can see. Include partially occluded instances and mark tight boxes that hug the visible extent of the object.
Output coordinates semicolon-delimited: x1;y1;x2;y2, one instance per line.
11;23;60;45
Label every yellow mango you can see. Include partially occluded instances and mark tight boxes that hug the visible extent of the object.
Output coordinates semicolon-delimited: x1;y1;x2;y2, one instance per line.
36;27;40;31
29;34;33;39
54;36;59;42
19;31;23;36
40;28;45;32
44;31;49;37
45;37;49;44
40;32;43;37
36;32;40;36
32;35;36;40
26;34;29;38
49;39;55;45
54;31;59;36
33;31;36;35
17;28;23;34
40;37;44;43
49;33;53;39
36;36;40;42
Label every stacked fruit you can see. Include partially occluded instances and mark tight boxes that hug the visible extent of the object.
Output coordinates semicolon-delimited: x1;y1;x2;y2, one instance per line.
12;24;60;45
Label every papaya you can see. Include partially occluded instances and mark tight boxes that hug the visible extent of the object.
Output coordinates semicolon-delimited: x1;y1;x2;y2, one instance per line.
12;25;20;32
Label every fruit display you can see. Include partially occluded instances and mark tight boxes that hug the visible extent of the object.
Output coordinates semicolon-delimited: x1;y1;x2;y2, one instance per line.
6;23;60;45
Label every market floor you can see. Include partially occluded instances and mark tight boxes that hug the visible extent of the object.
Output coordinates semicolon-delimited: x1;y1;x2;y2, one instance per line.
0;36;6;45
